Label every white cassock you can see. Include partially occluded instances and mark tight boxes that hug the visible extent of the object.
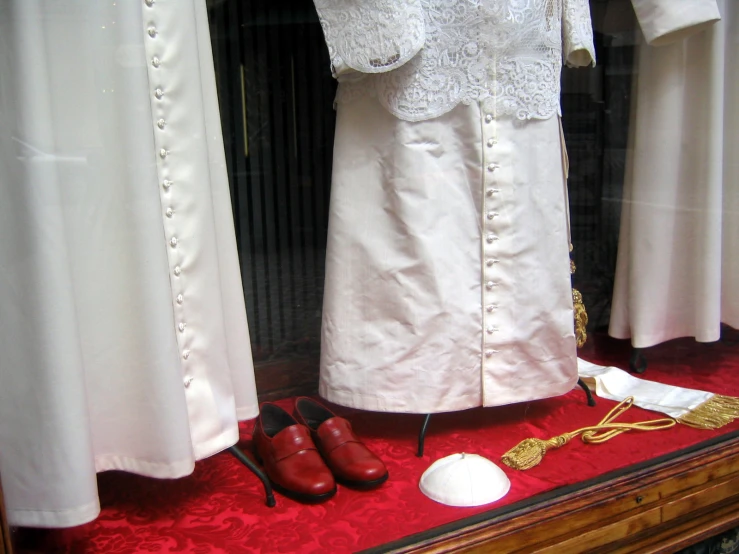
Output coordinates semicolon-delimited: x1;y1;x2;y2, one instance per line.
609;0;739;348
0;0;258;528
313;0;595;414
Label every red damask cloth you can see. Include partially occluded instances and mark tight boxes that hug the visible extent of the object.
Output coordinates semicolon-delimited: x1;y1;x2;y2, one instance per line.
14;329;739;553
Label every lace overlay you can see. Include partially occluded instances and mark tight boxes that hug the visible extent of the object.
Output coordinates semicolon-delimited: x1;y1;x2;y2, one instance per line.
562;0;597;66
314;0;595;122
314;0;425;75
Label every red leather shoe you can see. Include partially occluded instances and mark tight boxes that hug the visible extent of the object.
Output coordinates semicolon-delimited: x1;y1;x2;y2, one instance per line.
253;403;336;503
293;397;389;489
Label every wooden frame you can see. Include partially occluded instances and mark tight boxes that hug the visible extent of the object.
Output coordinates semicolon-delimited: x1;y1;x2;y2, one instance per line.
366;430;739;553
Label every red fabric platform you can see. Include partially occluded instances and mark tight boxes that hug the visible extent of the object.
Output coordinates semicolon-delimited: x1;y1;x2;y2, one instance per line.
14;329;739;553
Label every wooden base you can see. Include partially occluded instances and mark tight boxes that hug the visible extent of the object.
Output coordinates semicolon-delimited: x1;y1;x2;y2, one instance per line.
371;431;739;553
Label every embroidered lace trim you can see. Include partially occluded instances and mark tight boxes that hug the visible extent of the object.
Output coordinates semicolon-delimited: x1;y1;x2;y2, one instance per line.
315;0;595;122
314;0;425;75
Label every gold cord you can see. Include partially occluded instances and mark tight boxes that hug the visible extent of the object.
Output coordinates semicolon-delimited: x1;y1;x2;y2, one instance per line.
501;397;676;470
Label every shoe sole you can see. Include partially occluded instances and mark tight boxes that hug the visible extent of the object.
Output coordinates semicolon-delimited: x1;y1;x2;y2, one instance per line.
336;472;389;490
269;480;337;504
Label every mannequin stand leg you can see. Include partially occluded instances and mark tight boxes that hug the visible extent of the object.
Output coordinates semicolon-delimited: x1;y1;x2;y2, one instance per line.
629;347;647;374
228;446;276;507
577;378;596;407
416;414;432;457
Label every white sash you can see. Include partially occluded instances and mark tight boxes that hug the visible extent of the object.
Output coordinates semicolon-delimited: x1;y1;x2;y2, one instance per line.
578;358;739;429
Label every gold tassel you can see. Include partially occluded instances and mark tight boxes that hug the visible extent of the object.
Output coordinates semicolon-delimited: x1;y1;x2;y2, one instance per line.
501;435;573;470
501;397;676;470
573;288;588;348
570;244;588;349
677;395;739;429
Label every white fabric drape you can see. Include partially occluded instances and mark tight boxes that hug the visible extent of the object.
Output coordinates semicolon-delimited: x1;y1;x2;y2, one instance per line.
0;0;258;528
609;0;738;348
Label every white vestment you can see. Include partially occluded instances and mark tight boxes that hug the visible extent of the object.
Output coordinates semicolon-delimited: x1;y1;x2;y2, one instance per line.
609;0;738;348
313;0;595;414
0;0;258;527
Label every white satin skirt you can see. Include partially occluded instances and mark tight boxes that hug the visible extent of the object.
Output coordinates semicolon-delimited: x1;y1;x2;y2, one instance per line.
320;94;578;414
0;0;258;527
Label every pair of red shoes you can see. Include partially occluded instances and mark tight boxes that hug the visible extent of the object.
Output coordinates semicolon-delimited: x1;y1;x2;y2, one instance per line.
253;397;388;503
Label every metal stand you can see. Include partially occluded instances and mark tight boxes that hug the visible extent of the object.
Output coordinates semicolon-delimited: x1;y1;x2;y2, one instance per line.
629;347;647;374
228;446;276;507
577;377;596;407
416;414;432;457
415;378;597;457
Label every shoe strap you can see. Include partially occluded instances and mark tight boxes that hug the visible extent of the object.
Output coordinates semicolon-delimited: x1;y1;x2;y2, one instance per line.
317;417;360;454
271;424;318;462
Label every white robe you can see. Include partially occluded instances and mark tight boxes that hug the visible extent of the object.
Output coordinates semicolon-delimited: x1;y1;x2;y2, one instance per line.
0;0;258;528
609;0;739;348
314;0;595;414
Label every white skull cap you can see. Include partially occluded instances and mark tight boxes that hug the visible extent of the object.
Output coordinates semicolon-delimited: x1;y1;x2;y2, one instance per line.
419;453;511;507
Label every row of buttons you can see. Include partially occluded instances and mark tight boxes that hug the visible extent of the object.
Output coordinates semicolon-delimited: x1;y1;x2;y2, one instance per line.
483;112;500;360
145;0;193;387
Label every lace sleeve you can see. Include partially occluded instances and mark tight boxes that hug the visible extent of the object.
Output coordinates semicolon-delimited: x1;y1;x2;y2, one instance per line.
562;0;596;67
313;0;425;76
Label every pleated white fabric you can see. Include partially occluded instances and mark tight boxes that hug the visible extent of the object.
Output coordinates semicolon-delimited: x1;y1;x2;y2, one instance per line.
609;0;739;348
0;0;258;528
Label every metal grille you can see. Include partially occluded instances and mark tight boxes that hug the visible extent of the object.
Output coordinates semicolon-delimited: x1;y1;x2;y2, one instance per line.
209;0;336;362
